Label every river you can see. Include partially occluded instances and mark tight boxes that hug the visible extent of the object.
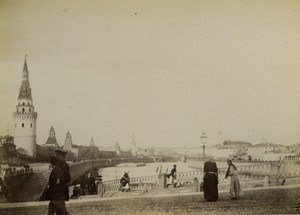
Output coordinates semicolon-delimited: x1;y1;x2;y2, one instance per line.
98;160;252;181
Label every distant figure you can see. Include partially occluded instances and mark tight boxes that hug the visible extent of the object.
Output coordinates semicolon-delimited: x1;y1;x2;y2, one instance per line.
170;165;177;178
71;185;81;199
55;149;71;202
120;172;130;192
45;156;68;215
203;159;219;201
86;173;96;195
225;159;243;200
166;165;177;187
80;174;87;195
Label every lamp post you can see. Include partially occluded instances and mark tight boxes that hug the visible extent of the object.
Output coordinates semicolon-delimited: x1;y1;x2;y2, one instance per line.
200;132;207;159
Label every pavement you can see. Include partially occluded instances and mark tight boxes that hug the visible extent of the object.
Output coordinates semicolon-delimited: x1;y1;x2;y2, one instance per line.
0;184;300;214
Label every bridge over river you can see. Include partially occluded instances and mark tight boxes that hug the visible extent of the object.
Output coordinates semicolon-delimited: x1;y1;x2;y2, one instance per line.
3;157;152;202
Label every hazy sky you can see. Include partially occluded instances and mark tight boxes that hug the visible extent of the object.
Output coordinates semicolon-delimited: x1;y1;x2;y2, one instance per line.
0;0;300;148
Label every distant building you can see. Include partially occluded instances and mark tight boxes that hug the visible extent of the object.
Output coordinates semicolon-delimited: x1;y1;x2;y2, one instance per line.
247;147;264;161
63;131;78;157
223;140;252;150
263;152;294;161
213;148;238;159
44;126;59;148
247;142;290;161
115;141;131;158
223;140;252;159
98;146;117;158
13;57;38;157
0;135;14;146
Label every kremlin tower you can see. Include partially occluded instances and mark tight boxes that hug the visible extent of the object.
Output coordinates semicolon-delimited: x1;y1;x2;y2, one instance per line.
13;56;38;157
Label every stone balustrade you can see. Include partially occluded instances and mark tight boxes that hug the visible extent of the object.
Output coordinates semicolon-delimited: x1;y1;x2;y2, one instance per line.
102;162;300;193
103;174;160;192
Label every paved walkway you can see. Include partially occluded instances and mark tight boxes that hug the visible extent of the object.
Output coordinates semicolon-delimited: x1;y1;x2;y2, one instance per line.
0;185;300;214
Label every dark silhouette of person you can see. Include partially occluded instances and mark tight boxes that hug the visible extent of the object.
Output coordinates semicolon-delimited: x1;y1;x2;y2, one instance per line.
80;174;87;195
46;156;68;215
120;172;130;192
166;164;177;187
203;159;219;201
55;149;71;202
86;173;96;194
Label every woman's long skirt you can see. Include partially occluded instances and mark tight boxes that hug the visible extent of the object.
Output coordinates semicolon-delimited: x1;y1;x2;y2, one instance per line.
203;174;218;201
230;175;243;198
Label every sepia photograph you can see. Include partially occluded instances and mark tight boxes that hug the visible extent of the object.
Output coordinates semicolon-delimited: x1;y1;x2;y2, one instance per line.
0;0;300;214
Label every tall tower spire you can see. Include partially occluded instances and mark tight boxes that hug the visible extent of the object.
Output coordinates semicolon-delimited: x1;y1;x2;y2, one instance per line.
130;133;137;157
18;55;32;100
23;55;29;79
45;126;58;149
13;56;38;157
90;138;94;147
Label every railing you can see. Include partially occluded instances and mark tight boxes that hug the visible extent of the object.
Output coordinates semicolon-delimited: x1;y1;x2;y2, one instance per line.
102;162;300;193
284;156;300;161
103;174;159;192
3;167;34;178
278;162;300;177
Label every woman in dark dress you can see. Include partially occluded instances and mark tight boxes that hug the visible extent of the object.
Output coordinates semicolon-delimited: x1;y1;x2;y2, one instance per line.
203;159;219;201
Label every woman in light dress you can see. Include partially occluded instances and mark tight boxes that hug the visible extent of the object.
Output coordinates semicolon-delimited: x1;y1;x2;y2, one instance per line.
225;159;243;200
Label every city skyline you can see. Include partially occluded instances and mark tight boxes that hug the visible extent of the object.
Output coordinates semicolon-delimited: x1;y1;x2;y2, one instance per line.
1;0;300;148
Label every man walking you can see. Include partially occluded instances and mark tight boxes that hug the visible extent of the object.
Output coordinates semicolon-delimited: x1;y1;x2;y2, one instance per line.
55;149;71;202
46;156;67;215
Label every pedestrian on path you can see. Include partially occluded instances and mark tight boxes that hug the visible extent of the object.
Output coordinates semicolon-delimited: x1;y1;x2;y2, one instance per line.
166;164;177;187
120;172;130;192
203;158;219;201
55;149;71;202
46;156;68;215
225;159;243;200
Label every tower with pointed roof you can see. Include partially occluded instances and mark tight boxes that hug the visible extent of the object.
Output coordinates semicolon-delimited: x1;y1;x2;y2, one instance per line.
130;134;137;157
115;141;121;156
64;131;73;149
45;126;58;148
90;138;94;147
63;131;78;157
13;56;38;157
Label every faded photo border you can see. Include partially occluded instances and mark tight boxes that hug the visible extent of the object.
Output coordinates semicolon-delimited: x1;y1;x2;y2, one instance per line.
0;0;300;214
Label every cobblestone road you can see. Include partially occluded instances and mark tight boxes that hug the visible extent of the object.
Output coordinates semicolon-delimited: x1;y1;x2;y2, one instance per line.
0;186;299;215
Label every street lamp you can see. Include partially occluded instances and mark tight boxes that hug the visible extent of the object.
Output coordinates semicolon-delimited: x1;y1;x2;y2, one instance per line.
200;132;207;159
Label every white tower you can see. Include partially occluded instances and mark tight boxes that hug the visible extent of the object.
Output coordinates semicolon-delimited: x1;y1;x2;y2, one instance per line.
90;138;94;147
64;131;73;149
130;134;137;157
115;141;121;156
13;56;37;157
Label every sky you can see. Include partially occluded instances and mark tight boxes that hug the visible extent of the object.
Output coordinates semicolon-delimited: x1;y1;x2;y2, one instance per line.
0;0;300;148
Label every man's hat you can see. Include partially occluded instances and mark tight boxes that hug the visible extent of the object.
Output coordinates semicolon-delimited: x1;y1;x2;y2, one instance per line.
55;149;67;156
50;156;60;165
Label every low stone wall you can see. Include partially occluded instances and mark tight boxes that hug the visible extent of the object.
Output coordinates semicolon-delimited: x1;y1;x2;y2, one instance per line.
103;174;161;192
